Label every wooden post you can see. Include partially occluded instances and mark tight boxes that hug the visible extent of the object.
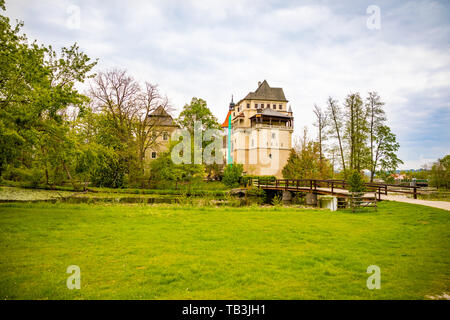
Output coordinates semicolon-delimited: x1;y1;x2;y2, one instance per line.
331;182;334;195
413;187;417;199
310;180;312;191
276;179;278;189
378;187;381;200
297;180;299;190
385;185;388;195
286;180;288;190
258;178;260;189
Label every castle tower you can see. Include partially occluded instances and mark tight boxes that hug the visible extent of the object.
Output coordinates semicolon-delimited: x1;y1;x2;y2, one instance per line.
221;80;294;177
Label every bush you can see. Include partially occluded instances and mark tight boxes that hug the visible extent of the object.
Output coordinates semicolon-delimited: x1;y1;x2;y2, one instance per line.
271;193;283;206
222;164;243;188
347;170;366;193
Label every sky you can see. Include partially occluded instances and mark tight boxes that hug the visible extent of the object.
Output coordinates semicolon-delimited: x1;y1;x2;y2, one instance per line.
3;0;450;169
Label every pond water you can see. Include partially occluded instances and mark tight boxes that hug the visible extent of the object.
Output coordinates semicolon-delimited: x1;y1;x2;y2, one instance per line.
0;195;264;206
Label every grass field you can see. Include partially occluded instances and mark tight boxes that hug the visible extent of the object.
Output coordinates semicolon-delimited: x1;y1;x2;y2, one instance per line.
0;201;449;299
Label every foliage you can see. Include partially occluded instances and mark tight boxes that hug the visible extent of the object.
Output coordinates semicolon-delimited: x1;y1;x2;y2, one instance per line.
271;193;283;206
325;92;402;180
177;97;224;179
222;164;243;188
0;4;96;188
347;170;367;193
149;141;204;189
283;130;333;180
429;155;449;189
282;149;301;179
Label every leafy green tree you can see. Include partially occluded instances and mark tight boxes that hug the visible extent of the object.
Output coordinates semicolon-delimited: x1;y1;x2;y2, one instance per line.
177;97;223;179
282;149;301;179
222;164;243;188
344;93;369;172
430;155;449;189
149;141;204;189
347;170;366;193
373;125;403;181
366;92;385;181
0;2;96;185
178;98;221;133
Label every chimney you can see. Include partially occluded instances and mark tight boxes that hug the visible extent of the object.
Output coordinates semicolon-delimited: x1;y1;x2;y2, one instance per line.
258;81;261;87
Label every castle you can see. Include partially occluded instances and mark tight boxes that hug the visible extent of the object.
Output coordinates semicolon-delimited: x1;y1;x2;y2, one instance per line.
146;80;294;178
221;80;294;178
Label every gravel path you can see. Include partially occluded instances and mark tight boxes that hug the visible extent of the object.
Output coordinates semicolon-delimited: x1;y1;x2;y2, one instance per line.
381;195;450;211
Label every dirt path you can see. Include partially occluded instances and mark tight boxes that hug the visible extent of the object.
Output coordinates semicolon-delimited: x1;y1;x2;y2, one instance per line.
380;195;450;211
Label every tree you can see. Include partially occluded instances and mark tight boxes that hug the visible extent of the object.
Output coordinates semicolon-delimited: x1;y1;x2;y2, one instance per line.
178;97;221;134
372;125;402;182
327;97;346;175
283;128;333;180
0;3;96;184
150;141;205;189
282;149;301;179
88;69;169;181
366;92;386;182
222;164;243;188
347;170;366;193
429;155;450;189
344;93;368;172
313;104;328;161
177;97;223;179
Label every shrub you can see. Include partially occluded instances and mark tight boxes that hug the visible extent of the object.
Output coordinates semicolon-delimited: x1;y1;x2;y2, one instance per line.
347;170;366;193
271;193;283;206
222;164;243;188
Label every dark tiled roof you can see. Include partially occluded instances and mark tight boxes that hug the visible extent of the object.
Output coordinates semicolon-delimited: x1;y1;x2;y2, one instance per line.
239;80;287;103
250;108;292;118
148;105;176;126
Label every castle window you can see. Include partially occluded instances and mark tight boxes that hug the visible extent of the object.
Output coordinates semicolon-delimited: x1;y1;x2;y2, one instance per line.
237;107;240;112
279;104;282;110
269;153;272;159
255;103;258;108
247;103;250;108
273;104;276;109
163;132;168;141
151;152;157;159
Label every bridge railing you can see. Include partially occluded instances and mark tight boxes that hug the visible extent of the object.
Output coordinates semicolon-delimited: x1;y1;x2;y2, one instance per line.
252;178;420;199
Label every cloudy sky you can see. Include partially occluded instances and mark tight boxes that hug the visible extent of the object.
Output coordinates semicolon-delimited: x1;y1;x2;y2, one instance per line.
4;0;450;169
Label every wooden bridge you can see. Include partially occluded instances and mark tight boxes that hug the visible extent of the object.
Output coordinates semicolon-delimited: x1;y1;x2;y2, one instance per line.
249;178;421;200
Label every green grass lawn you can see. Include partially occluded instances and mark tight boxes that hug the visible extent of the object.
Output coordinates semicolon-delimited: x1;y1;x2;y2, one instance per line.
0;201;448;299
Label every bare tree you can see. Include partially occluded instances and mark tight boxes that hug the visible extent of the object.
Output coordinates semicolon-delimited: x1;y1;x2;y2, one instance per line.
313;104;328;161
89;69;141;143
89;69;171;176
133;82;171;170
327;97;346;175
366;92;386;182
